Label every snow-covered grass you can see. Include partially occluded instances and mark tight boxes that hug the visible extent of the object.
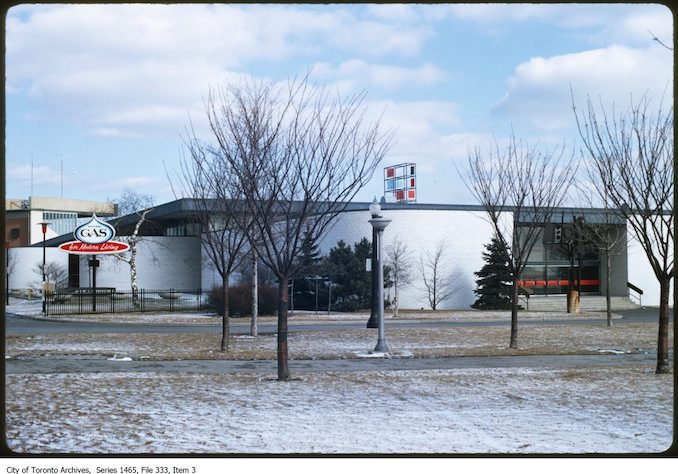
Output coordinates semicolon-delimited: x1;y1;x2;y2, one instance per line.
5;322;668;360
4;297;674;455
5;367;672;454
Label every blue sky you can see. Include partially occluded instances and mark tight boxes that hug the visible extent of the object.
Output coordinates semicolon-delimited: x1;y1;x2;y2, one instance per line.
4;3;674;207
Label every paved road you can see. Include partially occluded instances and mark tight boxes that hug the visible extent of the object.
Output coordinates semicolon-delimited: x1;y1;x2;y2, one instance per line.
4;307;670;335
5;352;658;375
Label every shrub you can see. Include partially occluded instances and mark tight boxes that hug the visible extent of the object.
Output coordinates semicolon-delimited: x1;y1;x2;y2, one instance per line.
209;284;278;317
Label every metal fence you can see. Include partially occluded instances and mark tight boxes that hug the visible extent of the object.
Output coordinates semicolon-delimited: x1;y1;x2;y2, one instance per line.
45;288;212;316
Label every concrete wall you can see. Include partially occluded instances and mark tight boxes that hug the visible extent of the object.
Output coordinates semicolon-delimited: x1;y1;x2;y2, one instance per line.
29;210;62;245
626;226;674;308
597;229;629;298
196;208;496;309
78;236;202;291
6;247;69;291
316;208;496;310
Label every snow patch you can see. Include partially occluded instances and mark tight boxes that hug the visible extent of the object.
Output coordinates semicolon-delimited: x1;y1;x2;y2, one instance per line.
107;355;133;361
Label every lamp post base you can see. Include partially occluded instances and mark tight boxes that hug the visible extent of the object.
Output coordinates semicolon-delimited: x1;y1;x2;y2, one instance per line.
373;340;389;353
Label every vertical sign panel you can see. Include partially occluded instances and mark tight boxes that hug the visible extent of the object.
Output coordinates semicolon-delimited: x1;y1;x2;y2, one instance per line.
384;163;416;203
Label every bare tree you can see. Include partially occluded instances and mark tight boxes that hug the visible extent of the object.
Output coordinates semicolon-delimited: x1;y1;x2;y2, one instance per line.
187;72;394;380
462;133;575;348
549;212;594;314
250;247;259;337
573;181;628;327
385;237;413;317
32;262;68;289
110;188;154;307
573;92;673;373
419;240;458;310
5;249;17;304
172;144;249;352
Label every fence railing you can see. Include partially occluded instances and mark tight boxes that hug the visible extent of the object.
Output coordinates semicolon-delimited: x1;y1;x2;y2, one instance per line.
627;282;643;307
45;288;212;316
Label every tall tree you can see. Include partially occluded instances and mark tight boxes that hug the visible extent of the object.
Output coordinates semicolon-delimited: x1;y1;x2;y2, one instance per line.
324;238;373;312
187;72;394;380
569;191;627;326
573;92;673;373
462;133;575;348
292;228;322;311
472;234;513;310
110;188;154;307
324;240;354;310
173;144;249;352
419;240;457;310
385;237;413;317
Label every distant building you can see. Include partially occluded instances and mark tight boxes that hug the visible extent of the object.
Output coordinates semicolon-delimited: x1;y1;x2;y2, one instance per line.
5;196;117;247
6;196;670;309
5;196;118;290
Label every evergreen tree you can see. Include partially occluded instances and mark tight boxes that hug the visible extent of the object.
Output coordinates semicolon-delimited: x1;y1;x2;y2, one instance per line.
351;238;373;308
324;238;374;311
292;228;322;310
472;235;513;310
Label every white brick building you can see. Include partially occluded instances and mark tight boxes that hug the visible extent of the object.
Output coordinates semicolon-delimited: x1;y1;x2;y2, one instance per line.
9;198;671;309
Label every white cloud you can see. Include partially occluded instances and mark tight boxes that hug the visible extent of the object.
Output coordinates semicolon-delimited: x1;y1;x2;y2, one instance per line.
88;128;141;139
312;60;445;91
493;45;673;131
6;4;436;139
619;9;674;45
441;132;498;161
364;99;463;178
446;3;555;23
443;3;673;48
366;4;420;22
557;4;673;45
6;163;59;187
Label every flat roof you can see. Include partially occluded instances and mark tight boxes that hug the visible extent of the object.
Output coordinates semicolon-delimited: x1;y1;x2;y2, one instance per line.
6;196;118;217
111;198;628;225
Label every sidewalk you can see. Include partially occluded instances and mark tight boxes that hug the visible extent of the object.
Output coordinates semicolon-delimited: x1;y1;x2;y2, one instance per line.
5;296;622;326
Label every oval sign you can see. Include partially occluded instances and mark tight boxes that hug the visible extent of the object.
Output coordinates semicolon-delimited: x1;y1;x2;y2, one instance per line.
74;213;116;244
59;240;130;255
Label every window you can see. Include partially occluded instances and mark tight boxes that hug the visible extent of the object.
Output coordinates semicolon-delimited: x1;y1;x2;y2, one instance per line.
43;212;78;236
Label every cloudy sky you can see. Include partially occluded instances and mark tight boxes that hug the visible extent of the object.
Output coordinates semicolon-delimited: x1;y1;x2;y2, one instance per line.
4;3;673;207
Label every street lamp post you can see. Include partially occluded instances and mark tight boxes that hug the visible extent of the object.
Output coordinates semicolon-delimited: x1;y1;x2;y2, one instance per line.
366;223;379;328
368;198;391;353
38;220;50;313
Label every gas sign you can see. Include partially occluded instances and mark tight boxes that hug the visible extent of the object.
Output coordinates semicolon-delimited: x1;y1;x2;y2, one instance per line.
58;214;130;255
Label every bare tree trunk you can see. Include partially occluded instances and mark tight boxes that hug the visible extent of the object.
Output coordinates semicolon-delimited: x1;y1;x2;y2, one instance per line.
656;277;670;374
432;271;437;311
510;275;519;349
277;277;290;381
251;248;258;337
393;282;399;318
605;250;612;327
130;245;140;307
221;280;230;352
